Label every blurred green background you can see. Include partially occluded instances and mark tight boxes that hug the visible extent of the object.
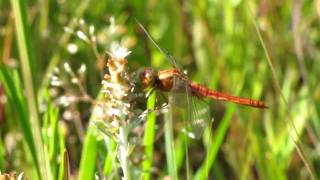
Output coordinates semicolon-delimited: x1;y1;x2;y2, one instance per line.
0;0;319;179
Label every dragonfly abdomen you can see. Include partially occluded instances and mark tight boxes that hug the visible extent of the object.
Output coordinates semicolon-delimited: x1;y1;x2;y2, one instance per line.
190;83;267;108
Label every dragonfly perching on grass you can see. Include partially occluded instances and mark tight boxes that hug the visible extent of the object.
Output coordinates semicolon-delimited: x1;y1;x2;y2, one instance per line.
136;22;267;138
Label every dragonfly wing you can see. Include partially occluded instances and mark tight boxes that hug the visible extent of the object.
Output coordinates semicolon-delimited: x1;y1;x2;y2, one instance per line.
167;76;189;135
136;21;181;69
170;76;211;139
189;95;212;139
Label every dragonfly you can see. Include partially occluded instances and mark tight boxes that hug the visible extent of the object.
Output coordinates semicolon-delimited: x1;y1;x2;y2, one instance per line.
136;22;267;137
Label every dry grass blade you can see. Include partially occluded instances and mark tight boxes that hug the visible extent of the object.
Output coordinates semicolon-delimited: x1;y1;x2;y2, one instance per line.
246;2;315;179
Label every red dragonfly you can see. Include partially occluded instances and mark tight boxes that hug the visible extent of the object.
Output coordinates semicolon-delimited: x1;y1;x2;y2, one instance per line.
137;22;267;138
137;23;267;109
137;22;266;138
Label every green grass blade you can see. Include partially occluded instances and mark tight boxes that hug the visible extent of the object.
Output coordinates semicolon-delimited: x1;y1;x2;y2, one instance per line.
43;91;61;179
79;125;98;180
58;129;66;180
195;105;236;180
164;94;178;180
103;138;116;176
246;2;315;178
142;91;156;179
10;0;51;178
0;67;39;177
0;137;4;170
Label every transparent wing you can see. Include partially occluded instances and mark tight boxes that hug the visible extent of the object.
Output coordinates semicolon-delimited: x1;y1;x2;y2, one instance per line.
167;77;188;135
189;94;212;139
136;20;181;69
170;76;211;139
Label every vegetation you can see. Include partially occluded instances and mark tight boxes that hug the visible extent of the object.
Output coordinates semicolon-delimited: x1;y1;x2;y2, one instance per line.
0;0;319;179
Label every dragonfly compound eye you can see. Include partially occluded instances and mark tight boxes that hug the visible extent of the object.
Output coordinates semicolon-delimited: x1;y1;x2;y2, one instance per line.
140;67;156;88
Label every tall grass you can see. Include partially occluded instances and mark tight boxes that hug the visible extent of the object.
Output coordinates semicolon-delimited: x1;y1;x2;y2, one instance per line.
0;0;319;179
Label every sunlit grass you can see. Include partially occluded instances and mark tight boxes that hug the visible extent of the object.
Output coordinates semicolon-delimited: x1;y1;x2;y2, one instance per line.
141;91;156;180
0;0;319;179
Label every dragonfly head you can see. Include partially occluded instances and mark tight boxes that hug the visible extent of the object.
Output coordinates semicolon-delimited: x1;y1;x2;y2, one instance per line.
140;67;156;89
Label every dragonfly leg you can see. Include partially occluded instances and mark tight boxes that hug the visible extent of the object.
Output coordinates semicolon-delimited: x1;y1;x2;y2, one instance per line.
137;90;168;121
146;89;168;109
146;91;168;113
